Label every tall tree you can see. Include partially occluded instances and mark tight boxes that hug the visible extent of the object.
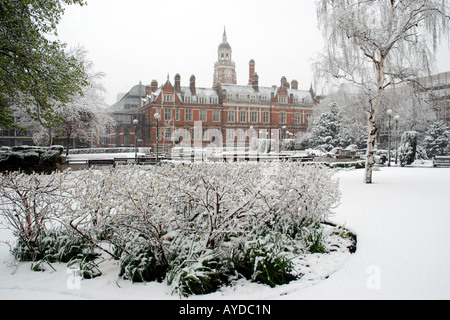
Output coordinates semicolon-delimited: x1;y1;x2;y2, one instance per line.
33;46;115;154
315;0;449;183
0;0;87;129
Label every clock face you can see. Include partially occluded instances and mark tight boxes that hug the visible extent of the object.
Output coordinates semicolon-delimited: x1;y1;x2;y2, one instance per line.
225;69;232;76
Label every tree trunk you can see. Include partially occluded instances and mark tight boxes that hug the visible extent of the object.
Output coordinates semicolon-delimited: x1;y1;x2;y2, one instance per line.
66;133;71;157
365;111;378;183
364;59;385;184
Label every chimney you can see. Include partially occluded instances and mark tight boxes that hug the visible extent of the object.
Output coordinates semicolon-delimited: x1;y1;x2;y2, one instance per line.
175;74;181;92
252;73;259;92
190;75;196;95
281;76;288;89
248;59;255;85
291;80;298;90
145;85;152;96
151;80;158;92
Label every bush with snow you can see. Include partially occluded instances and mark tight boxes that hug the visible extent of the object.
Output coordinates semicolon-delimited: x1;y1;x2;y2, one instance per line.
0;146;64;173
423;121;450;158
0;162;342;296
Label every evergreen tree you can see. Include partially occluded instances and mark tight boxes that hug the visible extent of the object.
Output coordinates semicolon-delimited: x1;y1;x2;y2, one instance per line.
423;121;450;158
308;104;342;152
398;131;418;167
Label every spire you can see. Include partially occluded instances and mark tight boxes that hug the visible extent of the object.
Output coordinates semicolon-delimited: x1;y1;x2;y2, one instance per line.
223;26;227;43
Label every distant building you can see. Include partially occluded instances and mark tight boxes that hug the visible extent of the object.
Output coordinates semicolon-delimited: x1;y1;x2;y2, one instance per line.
108;29;319;151
416;71;450;125
109;82;147;112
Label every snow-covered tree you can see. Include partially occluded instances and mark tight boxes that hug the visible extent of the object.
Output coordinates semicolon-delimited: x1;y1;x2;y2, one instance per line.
307;103;342;152
0;0;88;129
315;0;450;183
33;46;115;153
398;131;418;166
423;121;450;158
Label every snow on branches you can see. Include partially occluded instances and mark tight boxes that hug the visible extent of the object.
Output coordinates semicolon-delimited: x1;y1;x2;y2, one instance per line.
0;162;341;295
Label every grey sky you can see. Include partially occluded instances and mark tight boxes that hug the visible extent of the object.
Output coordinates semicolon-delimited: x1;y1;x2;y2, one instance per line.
57;0;450;106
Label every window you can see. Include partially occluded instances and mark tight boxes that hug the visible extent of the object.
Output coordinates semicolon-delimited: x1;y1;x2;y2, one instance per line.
164;127;172;140
175;109;180;121
279;112;286;124
228;110;235;122
263;111;270;123
278;97;287;104
240;110;247;123
294;112;301;125
198;96;206;104
213;110;220;122
185;109;192;121
251;111;258;123
199;109;207;122
184;95;191;103
210;96;219;104
164;108;172;121
227;129;235;140
163;94;174;102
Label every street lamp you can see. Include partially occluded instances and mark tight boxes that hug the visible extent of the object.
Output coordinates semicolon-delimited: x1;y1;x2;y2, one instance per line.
386;109;393;167
154;112;161;164
394;114;400;165
133;119;139;159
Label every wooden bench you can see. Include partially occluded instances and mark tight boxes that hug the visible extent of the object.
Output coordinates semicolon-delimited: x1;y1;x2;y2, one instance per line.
433;156;450;167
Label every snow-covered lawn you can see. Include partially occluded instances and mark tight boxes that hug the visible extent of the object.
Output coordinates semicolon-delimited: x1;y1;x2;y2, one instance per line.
1;165;449;300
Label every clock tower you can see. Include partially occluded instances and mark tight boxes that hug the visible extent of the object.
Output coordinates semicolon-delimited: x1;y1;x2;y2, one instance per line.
214;27;237;85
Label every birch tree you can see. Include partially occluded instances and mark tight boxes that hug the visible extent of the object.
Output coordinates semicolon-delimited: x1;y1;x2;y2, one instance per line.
315;0;449;183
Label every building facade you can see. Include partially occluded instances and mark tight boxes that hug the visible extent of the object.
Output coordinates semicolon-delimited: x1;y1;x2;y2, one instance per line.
109;30;318;152
416;71;450;125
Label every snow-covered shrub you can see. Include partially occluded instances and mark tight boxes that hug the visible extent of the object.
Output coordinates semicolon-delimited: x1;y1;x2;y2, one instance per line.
0;146;64;173
398;131;418;166
0;171;65;249
67;255;102;279
166;249;224;297
229;234;297;287
1;161;342;295
119;236;168;283
423;121;450;158
259;162;340;241
12;228;95;264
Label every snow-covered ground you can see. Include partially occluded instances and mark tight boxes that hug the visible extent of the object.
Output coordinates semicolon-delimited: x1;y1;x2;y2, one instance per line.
1;165;449;300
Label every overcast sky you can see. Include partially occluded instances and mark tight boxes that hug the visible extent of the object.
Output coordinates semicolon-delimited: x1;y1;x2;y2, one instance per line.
57;0;450;106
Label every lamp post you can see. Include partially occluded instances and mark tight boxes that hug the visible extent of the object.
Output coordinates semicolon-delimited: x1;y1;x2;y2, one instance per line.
154;112;161;164
133;119;139;159
386;109;393;167
394;115;400;165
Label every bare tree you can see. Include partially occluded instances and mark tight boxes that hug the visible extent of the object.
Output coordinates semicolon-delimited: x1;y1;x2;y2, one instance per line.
315;0;449;183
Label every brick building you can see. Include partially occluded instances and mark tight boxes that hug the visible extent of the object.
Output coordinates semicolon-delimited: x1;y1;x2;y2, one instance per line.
109;29;318;152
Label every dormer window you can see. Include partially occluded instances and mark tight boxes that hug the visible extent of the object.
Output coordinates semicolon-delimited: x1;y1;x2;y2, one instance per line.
210;96;218;104
163;94;174;102
278;97;287;104
198;96;206;104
